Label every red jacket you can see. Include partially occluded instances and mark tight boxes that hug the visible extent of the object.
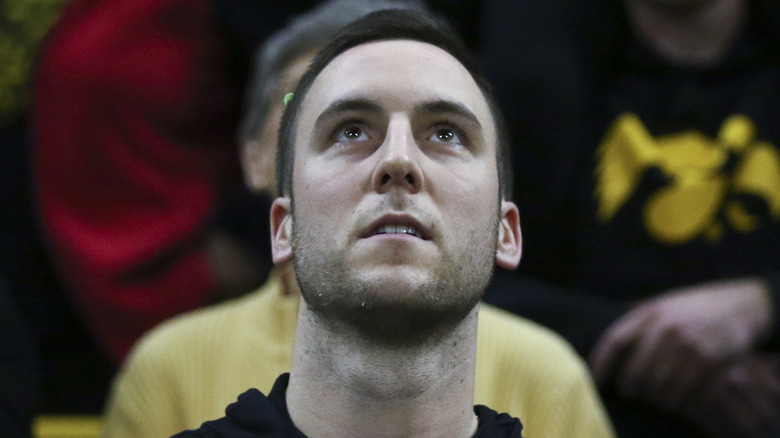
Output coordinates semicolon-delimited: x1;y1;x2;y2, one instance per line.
34;0;243;362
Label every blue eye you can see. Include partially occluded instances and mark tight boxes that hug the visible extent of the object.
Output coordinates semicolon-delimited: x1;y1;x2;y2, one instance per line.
335;124;368;142
430;126;464;145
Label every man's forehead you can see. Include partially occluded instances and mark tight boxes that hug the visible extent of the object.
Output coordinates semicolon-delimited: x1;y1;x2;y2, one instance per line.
300;39;494;128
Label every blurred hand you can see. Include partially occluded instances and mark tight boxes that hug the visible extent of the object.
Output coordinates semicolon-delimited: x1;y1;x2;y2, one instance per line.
684;354;780;438
589;277;773;410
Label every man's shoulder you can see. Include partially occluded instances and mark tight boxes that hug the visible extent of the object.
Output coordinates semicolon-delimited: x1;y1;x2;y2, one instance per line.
476;303;616;438
101;277;295;438
473;405;524;438
478;303;582;363
135;294;258;357
171;375;306;438
130;276;286;361
171;389;276;437
477;302;596;391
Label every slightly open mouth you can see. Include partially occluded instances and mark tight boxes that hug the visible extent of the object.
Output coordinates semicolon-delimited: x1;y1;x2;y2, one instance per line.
373;224;424;239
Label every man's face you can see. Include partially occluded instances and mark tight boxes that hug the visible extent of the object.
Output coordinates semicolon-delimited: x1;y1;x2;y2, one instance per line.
270;40;520;342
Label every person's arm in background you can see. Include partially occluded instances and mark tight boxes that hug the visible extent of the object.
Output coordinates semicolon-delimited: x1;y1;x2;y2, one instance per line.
590;277;776;403
683;353;780;438
589;275;780;438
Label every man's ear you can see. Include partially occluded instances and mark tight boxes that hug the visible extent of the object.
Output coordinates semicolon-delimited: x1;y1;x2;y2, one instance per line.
270;197;293;265
495;201;522;270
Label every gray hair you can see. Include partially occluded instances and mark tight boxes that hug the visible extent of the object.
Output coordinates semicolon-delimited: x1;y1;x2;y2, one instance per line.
239;0;428;143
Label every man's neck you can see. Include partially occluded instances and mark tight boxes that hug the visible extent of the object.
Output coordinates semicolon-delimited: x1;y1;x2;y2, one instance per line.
625;0;747;66
286;300;480;438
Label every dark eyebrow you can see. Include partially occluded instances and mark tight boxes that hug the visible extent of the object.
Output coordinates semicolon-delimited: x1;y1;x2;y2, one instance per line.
312;97;484;137
314;97;384;130
414;100;483;131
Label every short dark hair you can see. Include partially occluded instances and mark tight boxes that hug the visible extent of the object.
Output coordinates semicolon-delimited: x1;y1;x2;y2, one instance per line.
276;9;512;200
239;0;428;144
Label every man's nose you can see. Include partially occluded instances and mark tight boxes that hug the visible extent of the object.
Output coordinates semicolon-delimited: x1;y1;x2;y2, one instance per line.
371;119;423;194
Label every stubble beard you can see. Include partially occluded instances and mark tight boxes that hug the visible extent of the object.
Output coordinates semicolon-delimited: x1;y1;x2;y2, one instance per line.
291;212;499;348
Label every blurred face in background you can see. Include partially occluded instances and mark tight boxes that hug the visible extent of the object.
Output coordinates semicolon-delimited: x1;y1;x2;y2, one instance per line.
243;53;315;196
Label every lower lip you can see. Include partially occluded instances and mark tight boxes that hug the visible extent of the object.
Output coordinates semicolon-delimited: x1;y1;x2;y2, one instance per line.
364;233;426;242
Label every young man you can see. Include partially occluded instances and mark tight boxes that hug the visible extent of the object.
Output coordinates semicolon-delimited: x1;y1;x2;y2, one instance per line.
102;3;614;438
174;9;525;438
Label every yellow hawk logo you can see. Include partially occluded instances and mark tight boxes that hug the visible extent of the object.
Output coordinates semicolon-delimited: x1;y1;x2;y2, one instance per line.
595;114;780;244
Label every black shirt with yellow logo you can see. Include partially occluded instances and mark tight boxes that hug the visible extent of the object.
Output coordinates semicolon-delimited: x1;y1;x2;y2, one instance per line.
480;0;780;436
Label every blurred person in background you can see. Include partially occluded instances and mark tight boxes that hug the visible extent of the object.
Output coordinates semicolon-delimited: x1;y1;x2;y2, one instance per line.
1;0;115;414
479;0;780;436
31;0;328;367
